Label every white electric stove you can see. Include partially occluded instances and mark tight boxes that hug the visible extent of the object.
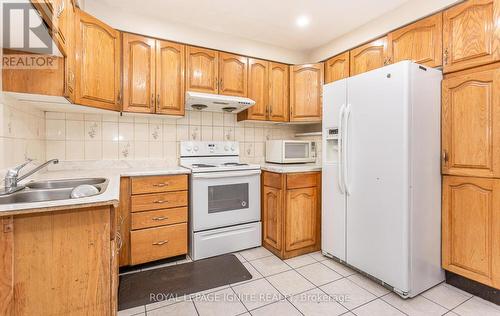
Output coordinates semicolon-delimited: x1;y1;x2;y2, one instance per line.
180;141;262;261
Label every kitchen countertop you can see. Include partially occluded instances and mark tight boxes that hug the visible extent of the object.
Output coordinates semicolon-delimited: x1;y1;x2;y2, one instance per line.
0;161;190;216
260;163;322;173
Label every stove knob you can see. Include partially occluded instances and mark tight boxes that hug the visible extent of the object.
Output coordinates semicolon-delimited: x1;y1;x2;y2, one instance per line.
193;146;199;152
185;146;192;152
231;145;236;151
224;145;229;151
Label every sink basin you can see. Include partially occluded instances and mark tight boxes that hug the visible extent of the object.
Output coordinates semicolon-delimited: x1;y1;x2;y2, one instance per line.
25;178;107;189
0;187;102;204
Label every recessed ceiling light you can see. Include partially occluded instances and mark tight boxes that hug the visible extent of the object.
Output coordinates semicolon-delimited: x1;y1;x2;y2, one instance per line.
296;15;310;28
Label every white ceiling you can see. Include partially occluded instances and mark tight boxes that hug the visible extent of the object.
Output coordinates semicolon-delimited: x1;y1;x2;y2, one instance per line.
99;0;411;51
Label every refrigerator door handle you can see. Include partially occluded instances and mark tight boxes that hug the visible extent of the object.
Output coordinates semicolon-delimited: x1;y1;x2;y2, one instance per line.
344;103;352;195
338;104;346;193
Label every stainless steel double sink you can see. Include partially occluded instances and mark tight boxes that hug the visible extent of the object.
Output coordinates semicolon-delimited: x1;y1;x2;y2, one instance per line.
0;178;109;205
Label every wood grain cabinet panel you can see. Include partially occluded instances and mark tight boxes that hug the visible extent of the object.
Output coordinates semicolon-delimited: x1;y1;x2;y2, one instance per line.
262;186;283;252
350;37;388;76
387;13;443;67
442;64;500;178
186;46;219;94
131;191;188;212
131;175;188;194
156;40;185;115
443;0;500;73
442;176;500;289
269;62;290;122
239;58;269;120
74;9;121;111
325;51;350;83
122;33;156;113
131;207;187;230
219;52;248;97
285;187;319;252
290;63;323;122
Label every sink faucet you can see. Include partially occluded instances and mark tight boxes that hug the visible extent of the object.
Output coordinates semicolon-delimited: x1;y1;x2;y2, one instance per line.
3;159;59;194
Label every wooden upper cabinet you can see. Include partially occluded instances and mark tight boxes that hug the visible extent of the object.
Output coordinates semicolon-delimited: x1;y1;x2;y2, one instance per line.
269;62;289;122
243;58;269;120
156;40;185;115
387;13;443;67
350;37;388;76
325;51;350;83
290;63;323;122
442;64;500;178
285;187;319;252
74;9;121;111
442;176;500;289
186;46;218;94
219;52;248;97
263;185;283;251
122;33;156;113
443;0;500;73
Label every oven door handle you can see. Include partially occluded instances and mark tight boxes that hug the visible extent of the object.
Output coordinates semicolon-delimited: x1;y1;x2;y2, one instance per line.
192;170;261;179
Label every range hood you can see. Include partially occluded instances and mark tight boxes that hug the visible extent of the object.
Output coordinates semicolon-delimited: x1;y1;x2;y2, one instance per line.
185;91;255;113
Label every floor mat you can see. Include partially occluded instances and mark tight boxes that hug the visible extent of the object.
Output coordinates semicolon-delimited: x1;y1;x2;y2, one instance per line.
118;254;252;310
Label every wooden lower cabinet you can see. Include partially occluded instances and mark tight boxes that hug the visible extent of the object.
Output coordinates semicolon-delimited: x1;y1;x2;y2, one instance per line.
261;171;321;259
0;205;117;315
119;175;189;267
442;176;500;289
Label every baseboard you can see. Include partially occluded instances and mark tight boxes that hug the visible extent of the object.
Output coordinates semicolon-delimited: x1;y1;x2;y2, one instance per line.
445;271;499;305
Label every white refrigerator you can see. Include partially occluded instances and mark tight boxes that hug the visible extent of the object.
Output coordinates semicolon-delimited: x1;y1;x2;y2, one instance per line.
322;61;444;298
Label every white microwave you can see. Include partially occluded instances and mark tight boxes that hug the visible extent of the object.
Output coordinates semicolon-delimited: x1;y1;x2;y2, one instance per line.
265;140;316;164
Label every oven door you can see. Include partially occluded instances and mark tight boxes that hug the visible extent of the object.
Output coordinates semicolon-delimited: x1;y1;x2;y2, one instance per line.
191;169;261;231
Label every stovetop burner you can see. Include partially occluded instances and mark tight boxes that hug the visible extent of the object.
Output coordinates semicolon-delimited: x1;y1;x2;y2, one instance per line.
191;163;216;168
221;162;248;166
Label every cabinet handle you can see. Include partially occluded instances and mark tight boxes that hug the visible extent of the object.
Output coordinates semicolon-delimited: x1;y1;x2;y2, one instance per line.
153;240;169;246
152;216;168;221
220;78;223;90
157;94;160;107
153;200;168;204
152;183;168;187
442;150;448;163
117;89;122;104
215;78;219;90
151;93;154;107
443;49;449;65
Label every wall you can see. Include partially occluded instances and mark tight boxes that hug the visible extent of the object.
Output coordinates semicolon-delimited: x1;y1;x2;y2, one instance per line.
0;93;47;177
44;110;299;165
308;0;461;62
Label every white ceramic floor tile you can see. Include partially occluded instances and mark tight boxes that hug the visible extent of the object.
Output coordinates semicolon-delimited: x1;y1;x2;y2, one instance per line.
347;274;390;297
145;294;191;312
320;259;357;277
351;299;405;316
239;247;274;261
284;254;317;269
382;292;448;316
233;252;247;263
250;299;301;316
266;270;315;297
421;283;472;310
118;305;146;316
453;297;500;316
193;287;247;316
289;288;348;316
308;251;328;261
296;262;342;286
146;300;198;316
232;278;283;310
320;278;376;310
190;285;231;298
232;262;264;286
249;255;291;277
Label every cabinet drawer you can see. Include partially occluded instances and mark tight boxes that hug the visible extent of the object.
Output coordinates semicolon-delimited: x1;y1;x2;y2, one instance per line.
286;173;319;189
131;207;187;230
263;171;282;189
131;191;188;212
131;175;188;194
130;223;187;265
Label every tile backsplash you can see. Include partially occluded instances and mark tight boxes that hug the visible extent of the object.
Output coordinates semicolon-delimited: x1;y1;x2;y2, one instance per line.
45;110;300;165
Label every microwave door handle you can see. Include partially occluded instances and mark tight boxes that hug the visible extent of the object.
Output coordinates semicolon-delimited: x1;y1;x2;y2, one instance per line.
344;104;352;195
192;170;261;179
338;104;346;194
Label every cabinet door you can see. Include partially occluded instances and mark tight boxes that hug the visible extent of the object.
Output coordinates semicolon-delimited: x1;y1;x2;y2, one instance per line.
156;40;185;116
285;187;319;251
442;65;500;177
186;46;218;94
325;51;350;83
442;176;500;289
290;63;323;122
122;33;155;113
387;12;443;67
443;0;500;73
219;52;248;96
269;62;289;122
350;37;388;76
244;58;269;120
74;9;121;111
262;186;283;252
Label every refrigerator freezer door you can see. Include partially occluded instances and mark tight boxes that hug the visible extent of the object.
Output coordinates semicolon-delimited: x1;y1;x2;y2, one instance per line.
345;62;411;292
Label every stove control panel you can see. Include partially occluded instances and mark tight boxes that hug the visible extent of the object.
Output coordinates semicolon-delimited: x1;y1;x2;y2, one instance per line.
180;141;239;157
